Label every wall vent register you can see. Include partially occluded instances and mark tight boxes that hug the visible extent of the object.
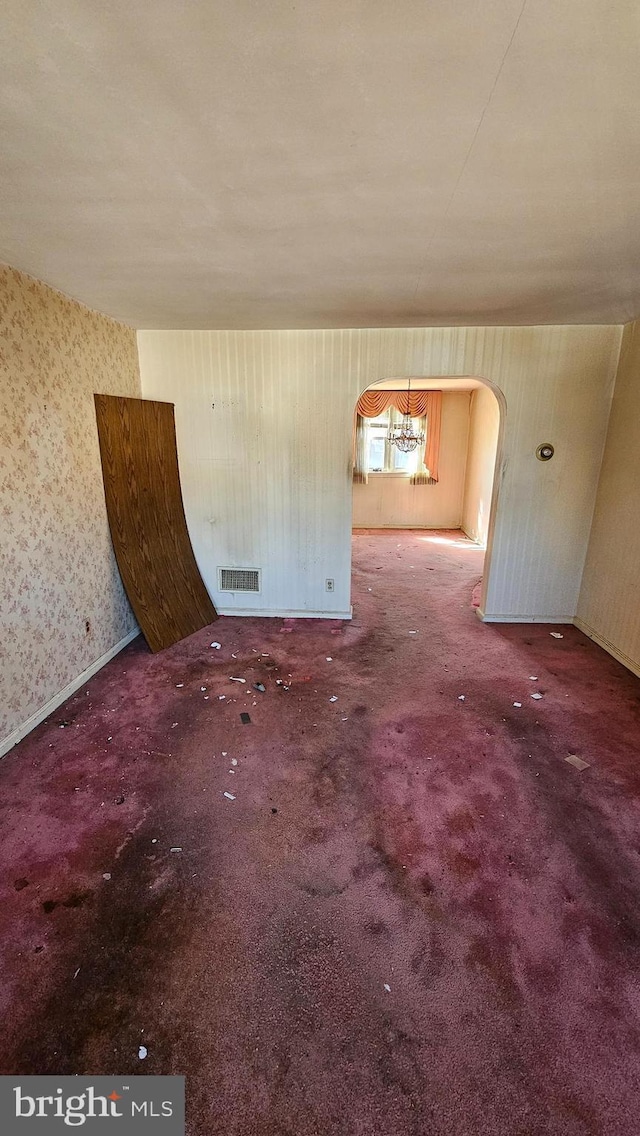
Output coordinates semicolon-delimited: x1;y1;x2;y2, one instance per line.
218;567;261;593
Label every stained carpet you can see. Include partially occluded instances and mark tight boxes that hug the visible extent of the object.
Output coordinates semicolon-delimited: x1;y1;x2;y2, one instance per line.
2;529;640;1135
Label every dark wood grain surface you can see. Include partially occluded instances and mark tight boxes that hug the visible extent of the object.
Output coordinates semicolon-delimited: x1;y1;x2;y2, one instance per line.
94;393;217;652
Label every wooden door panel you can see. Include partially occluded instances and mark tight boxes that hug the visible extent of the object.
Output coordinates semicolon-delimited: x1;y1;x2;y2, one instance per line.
95;394;217;651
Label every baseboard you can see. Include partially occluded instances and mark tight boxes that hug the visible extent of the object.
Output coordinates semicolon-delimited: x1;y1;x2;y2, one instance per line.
0;628;141;759
573;617;640;679
477;611;574;624
461;525;486;548
217;607;353;620
352;524;461;530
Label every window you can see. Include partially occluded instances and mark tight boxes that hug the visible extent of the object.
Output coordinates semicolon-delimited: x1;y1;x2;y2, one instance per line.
365;408;423;474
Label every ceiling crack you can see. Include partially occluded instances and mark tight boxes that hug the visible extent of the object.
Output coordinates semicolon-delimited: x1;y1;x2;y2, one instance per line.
412;0;529;303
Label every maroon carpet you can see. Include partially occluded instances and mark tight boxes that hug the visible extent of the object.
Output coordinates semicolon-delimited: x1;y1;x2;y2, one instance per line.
2;529;640;1135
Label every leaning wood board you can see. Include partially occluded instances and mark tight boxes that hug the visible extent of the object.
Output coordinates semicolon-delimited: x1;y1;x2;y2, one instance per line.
94;393;217;652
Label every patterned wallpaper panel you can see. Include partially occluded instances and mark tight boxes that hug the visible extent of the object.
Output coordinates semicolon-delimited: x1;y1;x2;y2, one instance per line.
0;265;141;746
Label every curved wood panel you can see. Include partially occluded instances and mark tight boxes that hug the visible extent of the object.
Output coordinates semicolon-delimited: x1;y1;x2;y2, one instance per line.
94;394;217;652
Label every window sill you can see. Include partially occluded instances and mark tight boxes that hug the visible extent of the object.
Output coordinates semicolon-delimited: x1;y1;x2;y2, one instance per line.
366;471;415;478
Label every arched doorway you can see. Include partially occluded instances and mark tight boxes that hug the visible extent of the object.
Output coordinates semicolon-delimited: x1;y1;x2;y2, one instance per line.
350;376;504;616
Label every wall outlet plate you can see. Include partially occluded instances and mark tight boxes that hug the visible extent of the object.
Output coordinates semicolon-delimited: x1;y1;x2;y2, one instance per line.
325;578;335;592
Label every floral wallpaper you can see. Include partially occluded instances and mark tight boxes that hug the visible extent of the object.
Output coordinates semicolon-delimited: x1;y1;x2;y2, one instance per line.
0;264;141;747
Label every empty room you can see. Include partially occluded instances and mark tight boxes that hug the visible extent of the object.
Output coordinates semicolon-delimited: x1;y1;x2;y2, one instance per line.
1;3;640;1134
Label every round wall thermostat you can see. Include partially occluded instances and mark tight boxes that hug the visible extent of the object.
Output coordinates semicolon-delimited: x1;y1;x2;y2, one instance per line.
536;443;554;461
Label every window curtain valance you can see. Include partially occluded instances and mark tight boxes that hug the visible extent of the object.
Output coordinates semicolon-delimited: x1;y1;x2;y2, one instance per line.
354;389;442;480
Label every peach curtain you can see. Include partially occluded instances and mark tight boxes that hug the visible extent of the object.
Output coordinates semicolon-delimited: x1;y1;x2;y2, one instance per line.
354;390;442;479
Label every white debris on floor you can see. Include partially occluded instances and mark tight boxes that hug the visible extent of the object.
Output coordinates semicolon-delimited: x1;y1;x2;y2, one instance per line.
566;754;590;771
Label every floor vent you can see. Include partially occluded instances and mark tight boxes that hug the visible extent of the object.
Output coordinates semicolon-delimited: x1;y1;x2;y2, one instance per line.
218;567;261;593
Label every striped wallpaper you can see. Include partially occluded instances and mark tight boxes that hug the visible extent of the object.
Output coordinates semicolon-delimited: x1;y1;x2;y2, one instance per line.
577;318;640;675
137;324;622;622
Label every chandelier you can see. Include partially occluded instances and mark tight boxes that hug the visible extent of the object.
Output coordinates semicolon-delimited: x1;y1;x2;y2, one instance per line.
388;376;425;452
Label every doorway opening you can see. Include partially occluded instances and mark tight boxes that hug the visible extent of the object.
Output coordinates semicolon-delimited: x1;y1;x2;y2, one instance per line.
351;376;502;616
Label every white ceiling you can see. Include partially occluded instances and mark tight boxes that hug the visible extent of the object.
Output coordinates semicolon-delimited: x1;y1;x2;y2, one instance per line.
1;1;639;329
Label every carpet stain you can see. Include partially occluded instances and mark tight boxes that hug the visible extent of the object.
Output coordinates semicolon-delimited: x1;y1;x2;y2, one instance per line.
2;529;640;1135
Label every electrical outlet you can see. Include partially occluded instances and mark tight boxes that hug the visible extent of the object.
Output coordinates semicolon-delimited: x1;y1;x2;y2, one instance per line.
326;578;335;592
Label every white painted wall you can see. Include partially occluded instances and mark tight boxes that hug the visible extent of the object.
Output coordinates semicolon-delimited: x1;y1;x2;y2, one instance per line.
352;393;470;529
576;319;640;676
137;325;622;622
462;386;501;545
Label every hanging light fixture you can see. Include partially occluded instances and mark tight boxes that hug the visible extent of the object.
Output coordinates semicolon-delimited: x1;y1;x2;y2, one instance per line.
388;375;425;452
